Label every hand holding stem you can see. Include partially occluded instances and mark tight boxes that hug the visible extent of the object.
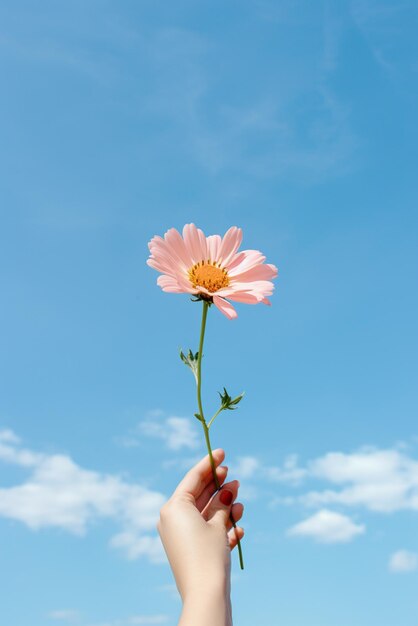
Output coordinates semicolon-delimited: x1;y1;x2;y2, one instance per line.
195;300;244;570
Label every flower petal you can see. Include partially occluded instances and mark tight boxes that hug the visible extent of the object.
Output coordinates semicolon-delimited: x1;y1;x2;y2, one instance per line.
148;236;185;274
164;228;193;269
197;227;208;261
207;234;221;262
218;227;242;266
223;292;262;304
228;250;266;276
157;274;196;293
147;256;176;276
230;263;278;282
183;223;205;264
213;295;238;320
220;280;275;300
225;251;246;272
147;224;278;309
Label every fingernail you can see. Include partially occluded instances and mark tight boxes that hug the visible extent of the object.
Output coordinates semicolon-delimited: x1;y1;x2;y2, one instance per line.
220;489;233;506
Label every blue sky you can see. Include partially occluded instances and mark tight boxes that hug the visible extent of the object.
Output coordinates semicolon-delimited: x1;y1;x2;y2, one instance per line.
1;1;418;624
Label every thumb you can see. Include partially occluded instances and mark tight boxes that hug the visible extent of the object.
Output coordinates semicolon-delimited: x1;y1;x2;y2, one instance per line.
205;480;239;527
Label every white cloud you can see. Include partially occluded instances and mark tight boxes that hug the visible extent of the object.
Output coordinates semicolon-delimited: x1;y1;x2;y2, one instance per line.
128;616;169;624
109;532;165;563
287;509;365;543
258;445;418;514
263;454;307;485
137;413;200;451
301;448;418;513
48;609;79;622
0;429;166;562
234;444;418;548
0;428;20;444
203;453;305;502
0;428;43;467
83;616;169;626
139;22;357;184
228;453;306;486
388;550;418;573
231;456;260;478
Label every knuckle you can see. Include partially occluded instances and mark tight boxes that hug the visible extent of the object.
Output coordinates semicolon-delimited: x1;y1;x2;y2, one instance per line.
159;499;174;521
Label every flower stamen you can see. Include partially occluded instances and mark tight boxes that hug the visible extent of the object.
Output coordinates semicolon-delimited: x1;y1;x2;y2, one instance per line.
189;260;230;293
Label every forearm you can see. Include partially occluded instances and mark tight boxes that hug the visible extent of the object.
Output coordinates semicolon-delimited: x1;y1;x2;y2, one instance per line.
178;586;232;626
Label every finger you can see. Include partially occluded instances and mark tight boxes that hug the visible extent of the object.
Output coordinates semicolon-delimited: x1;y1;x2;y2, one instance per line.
195;465;228;512
203;479;239;525
173;449;225;500
228;526;244;551
226;502;244;531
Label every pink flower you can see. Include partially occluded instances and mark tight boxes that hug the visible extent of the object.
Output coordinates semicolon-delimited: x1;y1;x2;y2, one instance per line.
147;224;278;319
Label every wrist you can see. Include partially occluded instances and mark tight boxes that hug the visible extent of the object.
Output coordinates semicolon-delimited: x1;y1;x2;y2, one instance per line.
183;570;231;603
181;584;232;626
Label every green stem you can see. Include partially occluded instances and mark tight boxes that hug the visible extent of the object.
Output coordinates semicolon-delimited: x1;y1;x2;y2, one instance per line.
196;300;244;570
196;301;209;423
207;406;224;429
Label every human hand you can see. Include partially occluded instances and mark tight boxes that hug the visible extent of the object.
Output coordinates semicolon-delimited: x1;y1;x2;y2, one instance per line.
157;448;244;603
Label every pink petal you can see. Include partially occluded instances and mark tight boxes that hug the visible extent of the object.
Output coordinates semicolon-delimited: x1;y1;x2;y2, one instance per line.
207;234;221;262
164;228;193;269
213;295;238;320
220;280;275;299
262;297;271;305
218;227;243;266
147;257;176;276
148;237;184;272
148;252;196;291
157;274;196;294
226;251;246;272
148;254;190;286
147;234;164;251
197;227;208;261
230;263;278;282
183;223;205;264
156;275;183;293
223;292;262;304
228;250;266;276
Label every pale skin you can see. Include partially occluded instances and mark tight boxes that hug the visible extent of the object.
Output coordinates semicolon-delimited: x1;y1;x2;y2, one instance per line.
157;448;244;626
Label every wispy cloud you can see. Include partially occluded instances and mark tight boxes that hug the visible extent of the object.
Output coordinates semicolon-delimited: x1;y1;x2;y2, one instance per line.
0;428;166;562
48;609;80;622
228;452;306;487
234;442;418;543
287;509;365;543
47;612;170;626
127;617;169;625
1;4;358;184
139;21;357;183
119;411;200;451
230;456;260;478
301;447;418;513
0;5;138;85
351;0;418;75
255;444;418;514
88;616;169;626
388;549;418;573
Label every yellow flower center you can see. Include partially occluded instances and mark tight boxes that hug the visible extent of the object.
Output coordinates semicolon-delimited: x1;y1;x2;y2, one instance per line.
188;260;230;292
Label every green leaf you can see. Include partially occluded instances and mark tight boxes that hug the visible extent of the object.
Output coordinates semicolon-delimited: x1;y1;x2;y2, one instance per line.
179;348;200;383
218;387;245;411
